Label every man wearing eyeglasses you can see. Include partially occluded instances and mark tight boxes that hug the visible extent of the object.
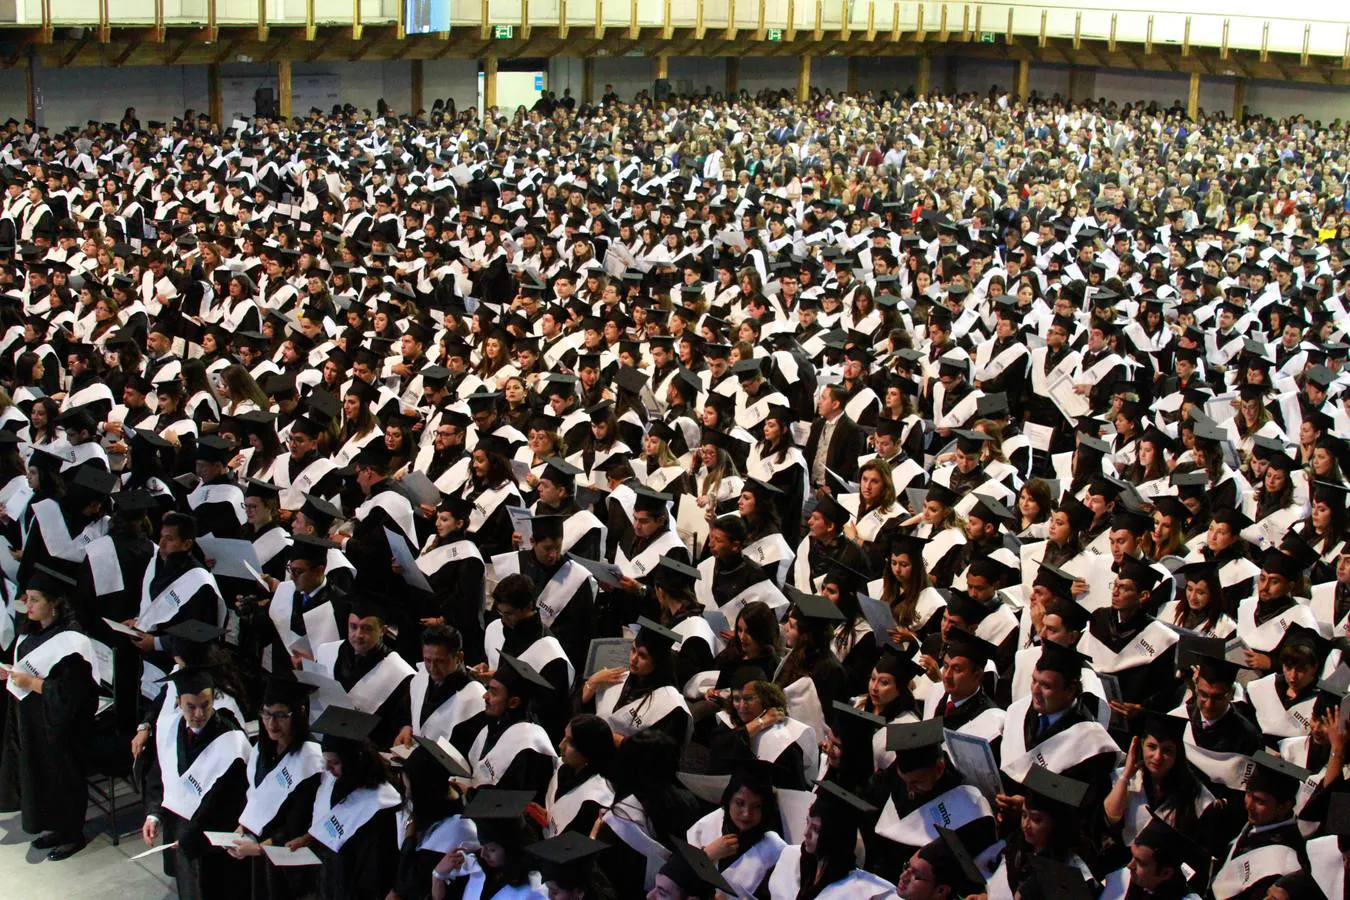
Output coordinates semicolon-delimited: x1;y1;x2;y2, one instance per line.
265;533;349;668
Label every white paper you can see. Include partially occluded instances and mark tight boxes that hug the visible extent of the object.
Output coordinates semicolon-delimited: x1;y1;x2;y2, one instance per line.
129;842;177;860
102;617;146;638
506;506;533;550
384;526;433;592
568;554;623;589
263;844;321;867
197;536;264;583
294;667;356;719
1023;421;1055;455
1061;553;1113;612
509;458;533;482
675;494;710;556
1046;371;1090;421
400;471;440;508
204;831;249;849
943;729;1002;801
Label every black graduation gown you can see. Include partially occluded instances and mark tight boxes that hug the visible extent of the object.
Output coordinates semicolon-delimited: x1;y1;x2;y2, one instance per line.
141;551;225;676
345;481;413;596
1086;609;1178;710
863;766;968;883
190;476;247;539
516;551;597;676
145;714;251;899
420;535;487;667
550;765;609;837
494;615;573;742
246;745;324;900
470;712;557;803
669;609;716;690
314;799;400;900
14;501;97;592
706;718;808;790
75;529;155;736
1221;820;1308;900
331;642;413;749
463;477;519;559
415;672;487;758
0;620;97;837
595;789;701;900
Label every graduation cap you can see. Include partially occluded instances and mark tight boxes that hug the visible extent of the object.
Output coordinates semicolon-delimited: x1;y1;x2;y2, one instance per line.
632;486;673;515
944;625;998;665
474;433;513;459
260;676;319;710
1245;751;1310;802
811;779;877;823
463;787;536;846
156;664;221;696
814;493;850;529
1032;561;1076;601
1019;765;1089;811
885;716;947;772
526;832;610;891
785;587;846;625
927;826;987;894
657;840;737;899
411;735;471;778
1035;640;1091;681
654;555;701;591
1135;710;1189;745
195;435;237;465
1258;545;1302;580
112;489;160;515
493;652;553;698
300;494;344;531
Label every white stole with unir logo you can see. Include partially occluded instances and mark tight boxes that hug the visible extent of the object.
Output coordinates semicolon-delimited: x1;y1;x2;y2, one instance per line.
408;667;485;742
238;741;326;835
874;783;991;847
467;719;557;788
307;773;402;852
154;708;250;820
1211;841;1300;900
595;677;689;739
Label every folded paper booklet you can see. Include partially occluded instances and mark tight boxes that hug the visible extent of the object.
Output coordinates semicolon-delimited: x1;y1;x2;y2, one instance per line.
585;637;633;678
263;845;321;867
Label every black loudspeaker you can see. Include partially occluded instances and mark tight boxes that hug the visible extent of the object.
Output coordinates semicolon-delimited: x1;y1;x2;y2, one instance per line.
254;88;277;118
654;79;671;101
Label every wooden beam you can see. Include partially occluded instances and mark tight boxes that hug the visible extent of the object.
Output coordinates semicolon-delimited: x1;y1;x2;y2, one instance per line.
787;0;796;41
916;3;925;43
261;38;288;63
1073;11;1080;50
726;56;739;95
654;52;668;81
1039;10;1047;49
631;0;640;40
1186;70;1200;119
480;0;489;40
1005;8;1013;44
1182;16;1190;57
695;0;706;39
1015;57;1030;99
1302;25;1311;66
1232;76;1246;120
934;3;946;42
257;0;268;42
891;2;900;42
349;31;380;61
840;0;850;42
113;36;144;66
165;35;196;65
797;52;811;100
305;0;315;40
521;0;531;40
1108;14;1116;52
757;0;767;40
559;0;569;39
98;0;111;43
663;0;673;40
277;58;292;118
214;31;245;63
60;31;93;66
916;53;930;94
306;29;338;61
1145;15;1152;55
726;0;737;40
1221;18;1229;60
813;0;822;41
484;54;498;109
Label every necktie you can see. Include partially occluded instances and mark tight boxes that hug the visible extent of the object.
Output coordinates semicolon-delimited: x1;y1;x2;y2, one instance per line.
301;592;312;608
943;700;956;716
1036;715;1049;736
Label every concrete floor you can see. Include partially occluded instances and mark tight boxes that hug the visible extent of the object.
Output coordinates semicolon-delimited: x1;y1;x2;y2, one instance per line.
0;785;174;900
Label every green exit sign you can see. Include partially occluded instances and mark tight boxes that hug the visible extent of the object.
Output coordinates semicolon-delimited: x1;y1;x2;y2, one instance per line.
766;28;783;41
979;31;996;43
493;24;514;38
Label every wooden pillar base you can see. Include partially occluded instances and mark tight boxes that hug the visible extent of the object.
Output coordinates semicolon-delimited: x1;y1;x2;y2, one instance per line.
277;59;292;119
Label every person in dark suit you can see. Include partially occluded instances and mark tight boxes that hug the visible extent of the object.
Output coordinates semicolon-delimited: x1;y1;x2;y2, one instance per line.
804;384;867;495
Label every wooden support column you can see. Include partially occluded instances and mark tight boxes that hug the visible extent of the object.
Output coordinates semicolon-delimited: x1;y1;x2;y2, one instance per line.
1232;77;1247;121
24;52;36;123
726;57;740;96
916;55;930;96
654;53;669;81
943;55;957;94
1187;70;1200;120
582;57;595;104
846;56;858;95
797;53;811;102
411;59;424;114
484;54;499;110
1015;58;1030;100
277;58;292;119
208;62;222;124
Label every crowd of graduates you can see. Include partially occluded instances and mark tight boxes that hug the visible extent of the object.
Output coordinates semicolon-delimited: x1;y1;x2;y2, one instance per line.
0;80;1348;900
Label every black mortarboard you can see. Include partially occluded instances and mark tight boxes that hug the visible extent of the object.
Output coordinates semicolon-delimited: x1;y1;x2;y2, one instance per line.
494;652;553;698
156;664;219;695
886;716;947;771
1246;751;1309;802
1020;765;1089;811
944;626;997;664
658;840;737;899
411;735;471;777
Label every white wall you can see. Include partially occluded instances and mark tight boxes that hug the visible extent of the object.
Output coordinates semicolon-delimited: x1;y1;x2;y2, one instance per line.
1028;64;1072;99
851;56;920;95
1244;81;1350;122
423;59;479;113
669;57;726;94
739;57;797;95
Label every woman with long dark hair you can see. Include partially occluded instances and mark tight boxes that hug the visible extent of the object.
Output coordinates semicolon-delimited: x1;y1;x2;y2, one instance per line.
745;406;808;543
461;433;523;557
686;761;787;897
1103;713;1216;847
708;601;782;690
544;713;615;838
303;708;403;899
766;783;893;897
707;676;818;790
389;735;470;900
774;595;848;745
1162;562;1236;638
582;617;691;745
986;768;1097;898
0;566;100;861
594;729;701;896
228;678;326;899
736;478;794;586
